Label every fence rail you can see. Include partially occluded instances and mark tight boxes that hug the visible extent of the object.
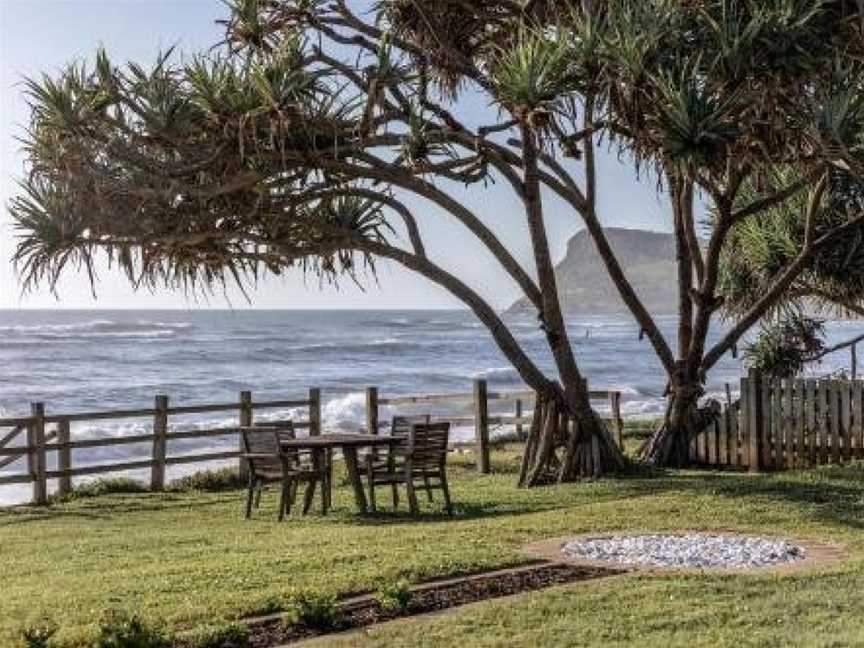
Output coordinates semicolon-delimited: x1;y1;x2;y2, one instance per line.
690;370;864;472
0;390;320;504
0;380;625;504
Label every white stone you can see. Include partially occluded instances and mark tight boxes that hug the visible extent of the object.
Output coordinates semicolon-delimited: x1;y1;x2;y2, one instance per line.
561;533;805;569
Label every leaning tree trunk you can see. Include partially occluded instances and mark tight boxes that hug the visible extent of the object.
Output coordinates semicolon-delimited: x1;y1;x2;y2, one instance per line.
519;386;625;486
638;380;721;467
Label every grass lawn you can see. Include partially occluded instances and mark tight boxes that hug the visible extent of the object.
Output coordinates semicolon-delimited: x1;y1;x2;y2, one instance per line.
3;447;864;646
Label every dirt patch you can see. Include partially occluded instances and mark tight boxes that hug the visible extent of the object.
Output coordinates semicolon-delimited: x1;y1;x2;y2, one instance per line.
241;562;624;646
524;531;849;576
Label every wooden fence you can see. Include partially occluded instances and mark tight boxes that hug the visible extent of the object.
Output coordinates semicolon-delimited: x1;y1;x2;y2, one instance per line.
370;379;624;474
0;390;319;505
0;380;624;504
690;370;864;472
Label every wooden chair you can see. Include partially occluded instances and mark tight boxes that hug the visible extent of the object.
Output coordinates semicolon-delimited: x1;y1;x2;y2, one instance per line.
241;425;328;520
254;420;332;514
360;414;430;509
365;421;453;515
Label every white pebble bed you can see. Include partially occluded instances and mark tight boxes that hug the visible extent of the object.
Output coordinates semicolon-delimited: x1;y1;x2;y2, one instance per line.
562;534;806;569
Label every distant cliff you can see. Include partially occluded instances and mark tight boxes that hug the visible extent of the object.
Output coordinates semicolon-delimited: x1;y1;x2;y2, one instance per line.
509;228;679;314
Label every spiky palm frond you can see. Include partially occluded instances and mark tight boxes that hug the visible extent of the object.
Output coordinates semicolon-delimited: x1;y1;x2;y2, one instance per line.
11;39;393;299
718;168;864;319
744;309;825;378
489;27;576;127
650;66;744;171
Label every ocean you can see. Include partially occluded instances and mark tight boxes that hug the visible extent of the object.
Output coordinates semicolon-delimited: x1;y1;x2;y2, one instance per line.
0;309;861;504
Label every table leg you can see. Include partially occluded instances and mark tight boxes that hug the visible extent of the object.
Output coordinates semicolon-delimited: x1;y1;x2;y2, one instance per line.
342;447;368;514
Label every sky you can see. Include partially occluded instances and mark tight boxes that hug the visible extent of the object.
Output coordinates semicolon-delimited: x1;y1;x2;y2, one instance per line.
0;0;673;311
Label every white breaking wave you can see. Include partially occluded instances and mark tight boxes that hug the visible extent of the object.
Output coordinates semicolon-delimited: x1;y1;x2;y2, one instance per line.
472;366;521;382
0;319;194;340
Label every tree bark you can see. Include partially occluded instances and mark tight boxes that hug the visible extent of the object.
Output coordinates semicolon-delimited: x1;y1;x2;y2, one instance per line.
517;123;625;483
638;378;718;466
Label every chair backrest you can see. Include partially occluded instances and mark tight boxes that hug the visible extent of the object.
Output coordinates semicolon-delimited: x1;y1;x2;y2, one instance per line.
241;428;282;477
253;421;300;463
391;414;430;437
407;422;450;469
254;420;296;443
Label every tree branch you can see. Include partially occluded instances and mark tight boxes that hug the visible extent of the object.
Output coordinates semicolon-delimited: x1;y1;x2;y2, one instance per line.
702;174;834;374
357;239;554;394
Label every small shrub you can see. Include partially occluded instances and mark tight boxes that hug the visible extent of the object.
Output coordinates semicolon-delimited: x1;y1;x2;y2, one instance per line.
21;618;57;648
248;595;284;617
50;478;147;503
95;610;169;648
168;468;244;493
176;622;249;648
290;591;341;631
375;578;414;614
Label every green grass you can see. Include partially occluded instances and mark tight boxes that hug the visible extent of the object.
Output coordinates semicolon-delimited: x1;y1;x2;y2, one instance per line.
3;449;864;646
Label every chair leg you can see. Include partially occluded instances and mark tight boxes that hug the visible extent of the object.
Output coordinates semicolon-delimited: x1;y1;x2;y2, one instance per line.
244;477;255;520
423;474;434;502
302;480;317;515
278;479;288;522
440;471;453;516
283;479;294;516
288;480;299;511
324;451;333;512
368;477;377;513
321;476;328;516
391;483;399;510
326;450;333;510
254;483;263;509
406;479;420;515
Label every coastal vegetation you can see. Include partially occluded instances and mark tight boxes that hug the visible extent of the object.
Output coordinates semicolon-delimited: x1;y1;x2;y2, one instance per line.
13;0;864;478
6;1;864;645
4;449;864;646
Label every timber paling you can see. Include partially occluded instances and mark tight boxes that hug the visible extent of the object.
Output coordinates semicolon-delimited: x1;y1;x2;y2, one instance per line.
0;380;624;505
690;369;864;472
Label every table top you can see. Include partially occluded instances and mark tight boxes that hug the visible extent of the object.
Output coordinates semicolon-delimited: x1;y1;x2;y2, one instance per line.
240;429;402;449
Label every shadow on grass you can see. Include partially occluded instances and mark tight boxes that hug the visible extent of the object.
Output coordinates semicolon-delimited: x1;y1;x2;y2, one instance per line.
612;463;864;531
5;461;864;532
0;491;238;526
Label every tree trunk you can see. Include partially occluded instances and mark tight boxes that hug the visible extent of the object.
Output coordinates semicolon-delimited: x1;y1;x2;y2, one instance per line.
638;378;720;467
519;382;625;486
514;123;625;484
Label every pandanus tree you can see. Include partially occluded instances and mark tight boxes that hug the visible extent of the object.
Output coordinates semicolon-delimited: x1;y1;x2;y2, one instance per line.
9;0;629;484
721;171;864;377
565;0;864;466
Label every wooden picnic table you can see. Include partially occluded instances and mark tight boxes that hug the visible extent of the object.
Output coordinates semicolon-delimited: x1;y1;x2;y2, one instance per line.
278;433;402;514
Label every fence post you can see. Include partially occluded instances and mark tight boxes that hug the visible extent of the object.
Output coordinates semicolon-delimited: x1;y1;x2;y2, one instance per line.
515;398;524;440
309;388;322;436
610;392;624;450
30;403;47;505
746;369;763;473
239;391;253;480
57;418;72;497
474;379;490;474
151;395;169;491
366;387;379;435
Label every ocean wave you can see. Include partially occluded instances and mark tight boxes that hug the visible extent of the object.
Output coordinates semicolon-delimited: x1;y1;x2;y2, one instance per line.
472;366;521;382
0;319;194;340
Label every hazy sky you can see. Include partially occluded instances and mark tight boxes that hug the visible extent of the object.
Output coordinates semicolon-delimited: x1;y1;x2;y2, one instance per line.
0;0;673;310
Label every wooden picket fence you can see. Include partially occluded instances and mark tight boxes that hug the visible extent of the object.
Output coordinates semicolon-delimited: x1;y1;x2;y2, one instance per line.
690;370;864;472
